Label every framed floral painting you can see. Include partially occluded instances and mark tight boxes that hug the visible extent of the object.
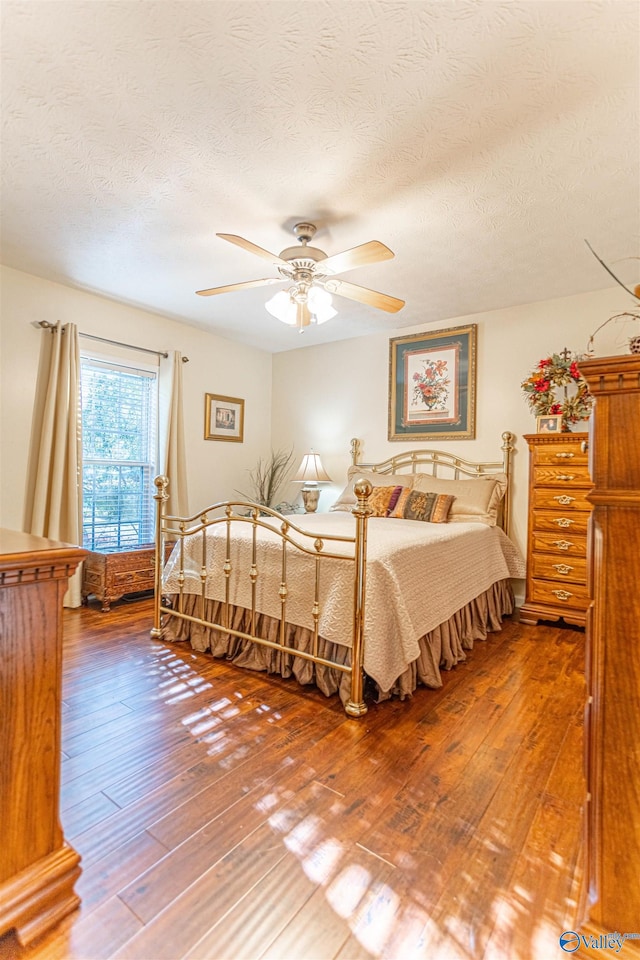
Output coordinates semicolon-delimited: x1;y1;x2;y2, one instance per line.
388;324;477;440
204;393;244;442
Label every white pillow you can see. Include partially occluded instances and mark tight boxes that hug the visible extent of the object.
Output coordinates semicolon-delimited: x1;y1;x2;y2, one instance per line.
412;473;508;526
330;467;414;512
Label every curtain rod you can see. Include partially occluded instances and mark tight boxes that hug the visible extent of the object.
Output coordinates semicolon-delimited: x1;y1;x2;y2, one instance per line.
36;321;189;361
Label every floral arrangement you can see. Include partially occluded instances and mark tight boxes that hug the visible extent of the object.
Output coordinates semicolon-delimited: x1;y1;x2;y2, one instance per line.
521;351;593;429
412;358;450;412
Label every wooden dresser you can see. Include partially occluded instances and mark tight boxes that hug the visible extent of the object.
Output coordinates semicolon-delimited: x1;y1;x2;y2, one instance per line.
0;530;86;948
578;354;640;955
519;433;592;628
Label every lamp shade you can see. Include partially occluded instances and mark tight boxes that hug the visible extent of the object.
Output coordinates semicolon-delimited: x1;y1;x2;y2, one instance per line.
307;287;337;324
293;452;332;484
265;287;337;328
265;291;297;325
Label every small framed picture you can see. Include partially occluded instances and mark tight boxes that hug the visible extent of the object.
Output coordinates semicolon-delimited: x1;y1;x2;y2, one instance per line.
204;393;244;442
536;414;562;434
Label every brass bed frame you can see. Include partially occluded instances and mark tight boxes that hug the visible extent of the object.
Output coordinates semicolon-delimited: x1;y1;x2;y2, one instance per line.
152;432;515;718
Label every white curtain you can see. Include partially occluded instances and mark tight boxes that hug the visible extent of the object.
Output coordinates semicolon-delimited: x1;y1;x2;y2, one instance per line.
163;350;188;518
29;323;83;607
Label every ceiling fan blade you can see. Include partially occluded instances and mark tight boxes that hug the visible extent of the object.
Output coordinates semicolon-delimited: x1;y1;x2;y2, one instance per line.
319;241;394;276
323;278;405;313
217;233;288;266
196;278;282;297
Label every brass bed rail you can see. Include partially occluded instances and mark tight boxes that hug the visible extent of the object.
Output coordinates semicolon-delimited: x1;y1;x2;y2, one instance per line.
152;475;374;717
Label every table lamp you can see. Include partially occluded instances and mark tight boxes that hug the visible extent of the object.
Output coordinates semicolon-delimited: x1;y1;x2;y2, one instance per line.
293;451;332;513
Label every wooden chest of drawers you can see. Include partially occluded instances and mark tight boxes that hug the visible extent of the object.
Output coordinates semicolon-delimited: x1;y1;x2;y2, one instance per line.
82;542;171;612
0;531;85;946
519;433;592;627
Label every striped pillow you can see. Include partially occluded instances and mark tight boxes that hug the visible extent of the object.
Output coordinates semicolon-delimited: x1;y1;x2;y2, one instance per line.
367;484;409;517
396;490;455;523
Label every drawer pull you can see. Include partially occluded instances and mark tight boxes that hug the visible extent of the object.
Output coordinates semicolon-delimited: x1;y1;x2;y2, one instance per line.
552;563;573;575
553;517;575;527
551;539;574;550
555;452;575;459
552;589;573;601
553;495;575;505
555;474;576;481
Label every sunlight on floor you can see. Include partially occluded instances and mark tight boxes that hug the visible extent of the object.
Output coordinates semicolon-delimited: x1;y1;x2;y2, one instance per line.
258;777;580;960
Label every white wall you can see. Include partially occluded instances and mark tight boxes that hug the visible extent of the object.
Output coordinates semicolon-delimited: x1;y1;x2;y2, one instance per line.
2;264;634;561
0;265;273;531
271;285;634;561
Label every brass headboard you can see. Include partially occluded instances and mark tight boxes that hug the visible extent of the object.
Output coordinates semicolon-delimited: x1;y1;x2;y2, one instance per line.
350;431;515;536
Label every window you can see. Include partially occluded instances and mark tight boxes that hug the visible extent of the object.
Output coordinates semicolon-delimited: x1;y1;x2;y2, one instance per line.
81;357;158;551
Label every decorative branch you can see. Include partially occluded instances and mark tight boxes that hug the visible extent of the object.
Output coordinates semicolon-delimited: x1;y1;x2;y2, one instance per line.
236;448;296;508
584;240;640;302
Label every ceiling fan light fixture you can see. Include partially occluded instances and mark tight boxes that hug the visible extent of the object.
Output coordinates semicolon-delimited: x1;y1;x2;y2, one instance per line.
307;286;336;325
265;290;298;325
266;285;337;328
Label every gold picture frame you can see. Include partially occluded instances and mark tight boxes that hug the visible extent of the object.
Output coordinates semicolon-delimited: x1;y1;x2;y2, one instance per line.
536;414;562;434
204;393;244;442
389;324;477;440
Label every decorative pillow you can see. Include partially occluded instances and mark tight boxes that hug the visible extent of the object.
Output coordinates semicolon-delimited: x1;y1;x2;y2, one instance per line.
411;473;507;526
330;468;414;512
387;486;412;517
397;490;455;523
367;485;406;517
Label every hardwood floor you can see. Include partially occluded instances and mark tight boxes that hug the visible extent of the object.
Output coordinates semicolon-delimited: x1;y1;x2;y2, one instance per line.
5;599;585;960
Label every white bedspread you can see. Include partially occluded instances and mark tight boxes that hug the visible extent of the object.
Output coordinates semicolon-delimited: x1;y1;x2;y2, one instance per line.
163;512;525;693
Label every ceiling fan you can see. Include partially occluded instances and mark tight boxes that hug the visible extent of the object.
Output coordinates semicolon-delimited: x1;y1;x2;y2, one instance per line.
196;222;405;330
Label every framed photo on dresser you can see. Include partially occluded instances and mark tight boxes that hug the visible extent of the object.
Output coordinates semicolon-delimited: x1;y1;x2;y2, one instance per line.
536;414;562;434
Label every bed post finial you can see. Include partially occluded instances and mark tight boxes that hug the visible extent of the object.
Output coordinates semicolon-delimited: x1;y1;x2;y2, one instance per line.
350;437;360;465
151;476;169;639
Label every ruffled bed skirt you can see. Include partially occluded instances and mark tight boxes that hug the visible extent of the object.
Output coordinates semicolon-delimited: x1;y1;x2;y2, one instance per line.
163;578;514;703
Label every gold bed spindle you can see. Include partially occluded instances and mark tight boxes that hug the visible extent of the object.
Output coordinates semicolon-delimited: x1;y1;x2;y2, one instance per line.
152;475;169;639
501;431;515;538
312;539;323;660
200;517;208;622
177;521;186;614
347;478;373;718
279;522;289;649
224;505;233;631
350;437;360;466
250;510;259;636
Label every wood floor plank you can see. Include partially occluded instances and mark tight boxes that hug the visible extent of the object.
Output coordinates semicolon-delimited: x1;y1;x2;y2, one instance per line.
259;848;397;960
62;790;121;840
144;708;332;849
112;822;289;959
183;851;318;960
61;700;134;740
75;829;170;914
479;714;585;960
422;631;585;950
17;600;585;960
119;777;344;925
23;895;143;960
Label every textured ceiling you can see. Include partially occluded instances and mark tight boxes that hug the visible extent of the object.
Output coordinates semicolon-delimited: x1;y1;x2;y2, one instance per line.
1;1;639;352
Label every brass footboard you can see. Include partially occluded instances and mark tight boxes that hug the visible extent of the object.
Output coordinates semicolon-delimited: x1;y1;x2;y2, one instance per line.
152;477;373;717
